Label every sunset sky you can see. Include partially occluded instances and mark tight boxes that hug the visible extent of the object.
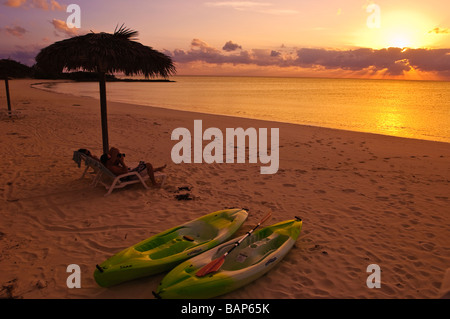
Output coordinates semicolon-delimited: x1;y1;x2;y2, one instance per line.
1;0;449;80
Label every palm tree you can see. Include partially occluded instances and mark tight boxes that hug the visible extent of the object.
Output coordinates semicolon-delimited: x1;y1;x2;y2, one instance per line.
0;59;32;113
35;25;176;154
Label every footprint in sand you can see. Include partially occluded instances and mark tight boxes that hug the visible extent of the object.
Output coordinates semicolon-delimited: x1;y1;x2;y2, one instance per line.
0;278;18;299
17;251;38;263
283;183;296;188
420;242;435;251
425;232;435;239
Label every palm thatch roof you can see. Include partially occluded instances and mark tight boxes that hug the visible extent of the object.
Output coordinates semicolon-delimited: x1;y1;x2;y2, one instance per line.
35;25;176;78
34;25;176;154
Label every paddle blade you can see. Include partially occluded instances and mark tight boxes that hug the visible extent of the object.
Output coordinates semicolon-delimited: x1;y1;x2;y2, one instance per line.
196;256;225;277
260;211;272;225
196;211;272;277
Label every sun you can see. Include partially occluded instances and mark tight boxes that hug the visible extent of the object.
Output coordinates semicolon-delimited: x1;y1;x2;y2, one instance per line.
385;28;415;48
356;10;436;49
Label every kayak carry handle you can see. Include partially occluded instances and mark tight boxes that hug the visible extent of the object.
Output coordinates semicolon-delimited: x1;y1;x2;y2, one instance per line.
96;264;104;273
295;216;302;221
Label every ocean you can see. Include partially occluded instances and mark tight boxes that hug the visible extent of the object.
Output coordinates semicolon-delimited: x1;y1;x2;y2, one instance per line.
34;76;450;143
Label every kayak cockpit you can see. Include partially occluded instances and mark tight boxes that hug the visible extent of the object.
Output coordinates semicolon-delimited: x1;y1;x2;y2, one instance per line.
134;221;219;259
220;231;290;271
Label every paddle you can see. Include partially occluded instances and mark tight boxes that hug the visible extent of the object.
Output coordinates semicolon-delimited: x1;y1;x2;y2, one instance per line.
196;211;272;277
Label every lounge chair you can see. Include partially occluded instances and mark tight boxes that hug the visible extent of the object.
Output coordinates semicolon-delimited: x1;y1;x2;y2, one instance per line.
72;151;104;183
72;150;167;196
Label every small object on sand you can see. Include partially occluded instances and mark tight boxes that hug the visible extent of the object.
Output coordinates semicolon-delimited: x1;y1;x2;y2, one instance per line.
183;235;195;242
36;280;47;289
175;193;193;201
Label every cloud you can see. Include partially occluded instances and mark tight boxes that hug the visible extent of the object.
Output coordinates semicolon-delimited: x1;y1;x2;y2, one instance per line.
205;1;271;10
2;25;28;37
3;0;27;7
49;0;64;10
429;27;449;34
404;48;450;72
169;40;283;66
30;0;48;10
294;47;450;75
222;40;242;52
270;50;281;57
205;1;298;15
51;18;79;37
3;0;66;10
167;40;450;77
294;47;408;74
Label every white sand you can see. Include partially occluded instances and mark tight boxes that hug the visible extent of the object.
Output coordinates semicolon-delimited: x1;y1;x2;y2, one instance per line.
0;79;449;299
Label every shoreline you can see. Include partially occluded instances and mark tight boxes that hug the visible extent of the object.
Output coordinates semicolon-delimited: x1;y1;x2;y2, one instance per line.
30;79;450;146
0;79;449;299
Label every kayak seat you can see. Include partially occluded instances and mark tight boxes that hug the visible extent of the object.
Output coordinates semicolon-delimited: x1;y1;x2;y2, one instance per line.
178;221;219;242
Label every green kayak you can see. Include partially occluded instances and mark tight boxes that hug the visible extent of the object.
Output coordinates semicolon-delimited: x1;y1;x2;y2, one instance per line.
154;218;302;299
94;208;248;287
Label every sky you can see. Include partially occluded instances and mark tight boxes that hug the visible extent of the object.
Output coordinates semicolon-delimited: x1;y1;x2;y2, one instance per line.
0;0;449;80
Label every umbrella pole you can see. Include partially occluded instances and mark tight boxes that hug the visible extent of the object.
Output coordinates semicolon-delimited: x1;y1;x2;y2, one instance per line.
99;72;109;155
5;77;11;112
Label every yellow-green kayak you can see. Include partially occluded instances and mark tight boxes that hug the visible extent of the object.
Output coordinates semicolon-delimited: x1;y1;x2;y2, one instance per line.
94;209;248;287
154;218;302;299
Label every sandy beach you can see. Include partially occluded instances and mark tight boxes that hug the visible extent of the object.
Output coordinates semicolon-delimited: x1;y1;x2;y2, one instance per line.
0;79;449;299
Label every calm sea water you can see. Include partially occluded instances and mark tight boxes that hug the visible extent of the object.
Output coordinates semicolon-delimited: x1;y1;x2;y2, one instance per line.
35;76;450;143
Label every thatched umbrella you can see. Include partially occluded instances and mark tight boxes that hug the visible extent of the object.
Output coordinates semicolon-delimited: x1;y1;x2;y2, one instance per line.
0;59;32;112
35;25;176;154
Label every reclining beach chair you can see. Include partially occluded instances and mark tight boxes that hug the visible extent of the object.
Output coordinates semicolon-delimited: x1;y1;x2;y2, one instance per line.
73;151;97;180
72;151;167;196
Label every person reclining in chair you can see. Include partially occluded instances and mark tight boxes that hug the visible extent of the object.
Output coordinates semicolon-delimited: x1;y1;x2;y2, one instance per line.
101;147;166;187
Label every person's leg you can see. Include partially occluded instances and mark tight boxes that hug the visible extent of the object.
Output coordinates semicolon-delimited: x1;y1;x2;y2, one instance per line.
143;163;159;186
154;164;167;172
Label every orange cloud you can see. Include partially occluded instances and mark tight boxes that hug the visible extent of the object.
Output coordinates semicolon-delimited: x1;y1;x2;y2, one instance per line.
429;27;449;34
168;40;450;80
51;19;79;37
3;25;28;37
50;0;63;10
3;0;66;10
4;0;27;7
